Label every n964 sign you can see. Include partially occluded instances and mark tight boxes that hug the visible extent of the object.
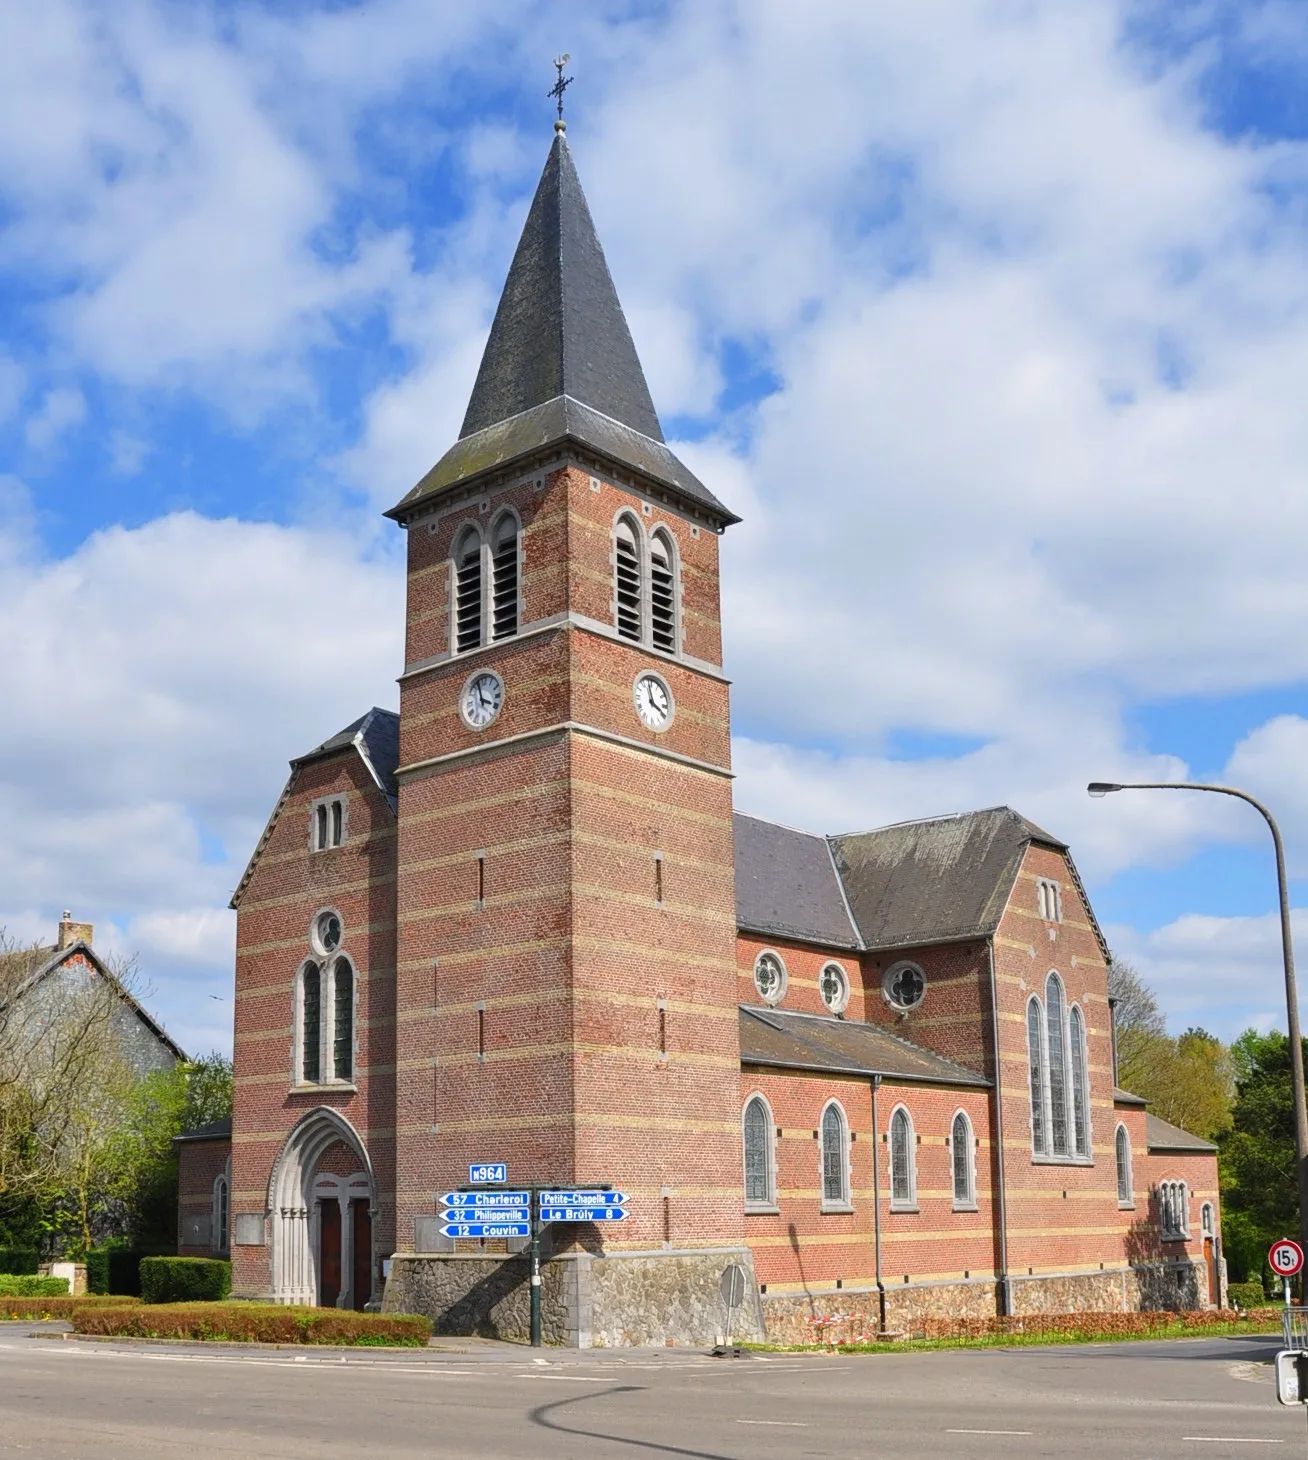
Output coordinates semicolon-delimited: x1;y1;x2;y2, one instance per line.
468;1163;507;1184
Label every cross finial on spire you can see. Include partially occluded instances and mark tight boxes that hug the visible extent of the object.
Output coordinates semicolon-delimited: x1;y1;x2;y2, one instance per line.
549;54;573;132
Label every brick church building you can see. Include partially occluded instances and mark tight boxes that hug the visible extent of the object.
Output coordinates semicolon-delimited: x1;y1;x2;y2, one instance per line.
179;121;1222;1345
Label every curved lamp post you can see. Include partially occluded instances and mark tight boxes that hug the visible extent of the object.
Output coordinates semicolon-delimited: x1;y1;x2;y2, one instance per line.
1087;780;1308;1267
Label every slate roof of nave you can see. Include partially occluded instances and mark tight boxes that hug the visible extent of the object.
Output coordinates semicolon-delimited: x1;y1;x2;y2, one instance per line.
1144;1112;1218;1154
292;706;400;812
740;1005;990;1087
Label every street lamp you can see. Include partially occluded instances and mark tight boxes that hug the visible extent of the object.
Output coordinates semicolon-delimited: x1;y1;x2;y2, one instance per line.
1087;780;1308;1267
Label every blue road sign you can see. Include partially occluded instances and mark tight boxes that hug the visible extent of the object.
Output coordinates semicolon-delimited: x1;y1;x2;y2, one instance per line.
468;1163;507;1184
440;1221;530;1240
442;1208;529;1226
441;1191;530;1209
539;1190;627;1207
540;1206;628;1223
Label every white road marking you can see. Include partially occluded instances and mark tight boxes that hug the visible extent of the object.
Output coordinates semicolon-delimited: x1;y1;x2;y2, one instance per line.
737;1419;809;1426
947;1429;1033;1437
513;1374;612;1382
1183;1439;1283;1445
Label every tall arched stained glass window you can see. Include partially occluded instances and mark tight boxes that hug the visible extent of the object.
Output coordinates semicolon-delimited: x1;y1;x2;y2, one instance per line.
1069;1004;1089;1157
821;1103;849;1206
951;1111;974;1208
1045;974;1069;1156
333;958;353;1082
1027;997;1047;1154
1115;1125;1132;1206
301;962;321;1084
743;1097;774;1207
890;1106;915;1209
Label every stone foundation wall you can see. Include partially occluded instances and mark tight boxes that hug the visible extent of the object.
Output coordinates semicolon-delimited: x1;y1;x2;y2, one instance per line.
383;1247;762;1348
759;1261;1211;1343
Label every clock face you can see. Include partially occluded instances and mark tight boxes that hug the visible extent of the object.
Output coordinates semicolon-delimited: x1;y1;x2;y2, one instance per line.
633;673;674;731
460;670;504;730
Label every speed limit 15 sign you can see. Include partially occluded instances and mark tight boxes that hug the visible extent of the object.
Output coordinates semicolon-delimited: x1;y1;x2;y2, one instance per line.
1270;1239;1305;1278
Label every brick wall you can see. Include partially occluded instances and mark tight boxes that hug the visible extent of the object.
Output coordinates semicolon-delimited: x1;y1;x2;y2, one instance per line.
177;1137;231;1257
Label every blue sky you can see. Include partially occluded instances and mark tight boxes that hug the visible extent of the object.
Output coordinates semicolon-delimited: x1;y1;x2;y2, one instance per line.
3;0;1308;1054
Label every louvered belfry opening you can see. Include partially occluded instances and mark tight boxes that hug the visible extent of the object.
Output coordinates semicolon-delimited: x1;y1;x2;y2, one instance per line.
650;532;675;651
615;518;642;641
455;528;483;652
491;516;519;640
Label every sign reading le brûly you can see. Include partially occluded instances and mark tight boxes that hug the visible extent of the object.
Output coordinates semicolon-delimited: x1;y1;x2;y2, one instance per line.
539;1190;628;1224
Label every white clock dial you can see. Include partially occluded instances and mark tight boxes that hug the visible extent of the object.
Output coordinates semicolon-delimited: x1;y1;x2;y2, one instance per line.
633;673;673;731
460;670;504;730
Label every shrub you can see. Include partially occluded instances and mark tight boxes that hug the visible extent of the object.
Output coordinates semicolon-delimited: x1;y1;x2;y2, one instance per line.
1228;1281;1267;1309
71;1302;431;1347
0;1275;69;1297
0;1248;39;1276
140;1257;231;1304
87;1249;153;1296
0;1295;141;1320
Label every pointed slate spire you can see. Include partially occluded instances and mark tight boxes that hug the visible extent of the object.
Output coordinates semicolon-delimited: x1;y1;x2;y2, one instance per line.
460;132;664;444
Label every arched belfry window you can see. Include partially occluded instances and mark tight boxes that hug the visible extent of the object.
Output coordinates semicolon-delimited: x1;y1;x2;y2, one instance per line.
743;1095;775;1209
615;517;642;642
649;529;677;652
333;958;354;1081
490;513;519;640
300;962;321;1084
454;525;483;653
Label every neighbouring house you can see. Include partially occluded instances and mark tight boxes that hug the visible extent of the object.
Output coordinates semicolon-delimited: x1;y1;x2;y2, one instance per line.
177;121;1222;1343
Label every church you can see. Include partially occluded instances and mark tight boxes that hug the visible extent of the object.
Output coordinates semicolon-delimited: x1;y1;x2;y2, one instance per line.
178;119;1222;1346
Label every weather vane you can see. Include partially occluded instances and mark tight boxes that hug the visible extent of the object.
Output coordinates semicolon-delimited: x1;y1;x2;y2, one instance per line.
549;54;573;129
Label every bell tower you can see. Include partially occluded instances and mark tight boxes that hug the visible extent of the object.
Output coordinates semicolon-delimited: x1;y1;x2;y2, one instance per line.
384;124;750;1339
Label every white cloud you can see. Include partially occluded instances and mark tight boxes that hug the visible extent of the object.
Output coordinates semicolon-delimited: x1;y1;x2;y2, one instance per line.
24;386;85;450
0;503;403;1053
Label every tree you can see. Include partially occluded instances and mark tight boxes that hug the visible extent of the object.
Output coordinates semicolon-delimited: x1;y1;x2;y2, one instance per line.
1221;1029;1302;1284
1107;961;1233;1140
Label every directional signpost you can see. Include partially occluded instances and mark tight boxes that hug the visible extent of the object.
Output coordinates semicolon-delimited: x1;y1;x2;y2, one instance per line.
438;1177;630;1347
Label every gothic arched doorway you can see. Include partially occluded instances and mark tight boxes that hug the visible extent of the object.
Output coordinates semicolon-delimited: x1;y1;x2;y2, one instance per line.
267;1108;375;1307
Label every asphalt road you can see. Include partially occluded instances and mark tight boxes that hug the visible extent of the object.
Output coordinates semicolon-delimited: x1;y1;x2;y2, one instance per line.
1;1323;1304;1459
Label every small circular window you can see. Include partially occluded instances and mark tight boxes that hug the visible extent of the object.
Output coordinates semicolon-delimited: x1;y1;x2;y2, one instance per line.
883;960;926;1012
819;963;849;1014
753;951;787;1006
312;910;342;955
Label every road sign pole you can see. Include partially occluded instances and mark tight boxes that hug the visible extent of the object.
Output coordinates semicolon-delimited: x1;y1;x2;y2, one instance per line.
530;1186;542;1349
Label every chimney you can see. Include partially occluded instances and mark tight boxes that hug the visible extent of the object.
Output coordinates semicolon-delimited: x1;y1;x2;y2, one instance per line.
57;911;93;951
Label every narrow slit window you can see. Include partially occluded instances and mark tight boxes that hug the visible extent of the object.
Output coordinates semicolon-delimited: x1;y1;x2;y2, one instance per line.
650;531;676;652
315;804;328;851
658;1002;667;1058
330;800;343;848
476;853;485;908
655;854;664;905
615;519;642;641
301;963;321;1084
491;516;519;640
477;1005;486;1062
455;527;483;653
333;959;353;1081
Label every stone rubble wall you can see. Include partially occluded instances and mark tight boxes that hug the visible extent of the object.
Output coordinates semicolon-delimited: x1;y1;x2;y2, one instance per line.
383;1247;763;1348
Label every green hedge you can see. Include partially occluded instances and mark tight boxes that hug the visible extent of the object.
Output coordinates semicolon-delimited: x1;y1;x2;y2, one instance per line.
0;1248;38;1276
72;1302;431;1347
1229;1280;1268;1309
1;1295;141;1320
86;1249;154;1297
0;1275;69;1297
140;1257;231;1304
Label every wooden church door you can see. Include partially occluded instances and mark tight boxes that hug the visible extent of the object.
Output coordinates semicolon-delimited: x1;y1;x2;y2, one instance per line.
319;1201;342;1307
351;1200;372;1311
